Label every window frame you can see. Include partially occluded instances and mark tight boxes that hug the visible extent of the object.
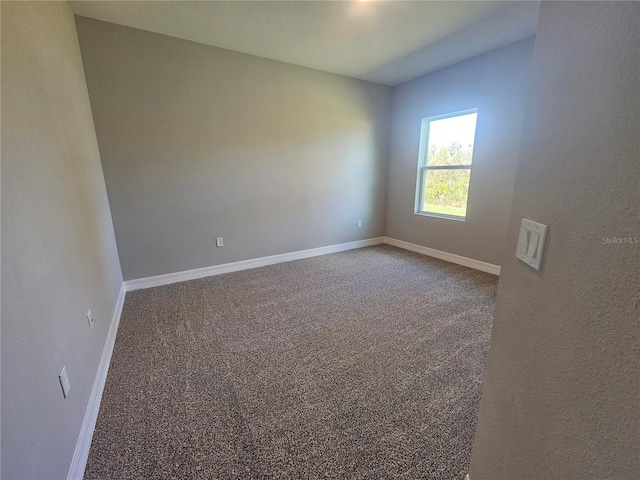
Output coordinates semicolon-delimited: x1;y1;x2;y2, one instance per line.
414;108;478;222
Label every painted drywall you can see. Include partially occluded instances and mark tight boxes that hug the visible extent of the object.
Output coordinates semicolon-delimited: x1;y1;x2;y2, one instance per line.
74;17;392;281
470;2;639;479
385;37;535;266
1;2;123;479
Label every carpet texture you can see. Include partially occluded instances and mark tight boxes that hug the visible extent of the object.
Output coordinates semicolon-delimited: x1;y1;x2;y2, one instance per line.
84;245;497;479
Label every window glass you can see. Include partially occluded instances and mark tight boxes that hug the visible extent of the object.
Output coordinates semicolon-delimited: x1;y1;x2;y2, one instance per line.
416;110;477;220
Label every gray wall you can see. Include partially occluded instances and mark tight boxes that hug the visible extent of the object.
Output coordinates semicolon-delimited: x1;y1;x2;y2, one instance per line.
74;17;392;281
386;38;535;266
470;2;639;479
1;2;123;479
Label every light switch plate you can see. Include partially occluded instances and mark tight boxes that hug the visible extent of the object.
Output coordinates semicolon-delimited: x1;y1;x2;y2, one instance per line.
516;218;548;271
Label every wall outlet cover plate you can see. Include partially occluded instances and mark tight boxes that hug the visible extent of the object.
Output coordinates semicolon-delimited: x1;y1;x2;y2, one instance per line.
59;366;71;398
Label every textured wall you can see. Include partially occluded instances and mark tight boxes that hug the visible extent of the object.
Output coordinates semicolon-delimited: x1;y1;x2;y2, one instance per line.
470;2;639;479
1;2;123;479
385;38;534;266
75;17;392;281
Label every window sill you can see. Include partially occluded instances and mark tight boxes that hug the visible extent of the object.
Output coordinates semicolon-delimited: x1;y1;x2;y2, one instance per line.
414;211;466;222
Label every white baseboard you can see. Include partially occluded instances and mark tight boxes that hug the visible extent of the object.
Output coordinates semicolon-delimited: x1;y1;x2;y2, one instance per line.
67;283;127;480
383;237;501;276
125;236;499;291
125;237;385;291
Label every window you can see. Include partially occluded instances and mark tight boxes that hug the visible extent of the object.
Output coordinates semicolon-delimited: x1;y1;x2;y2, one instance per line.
415;109;478;221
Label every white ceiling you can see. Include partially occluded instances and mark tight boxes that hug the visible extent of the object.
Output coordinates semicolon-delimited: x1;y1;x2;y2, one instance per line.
70;1;540;86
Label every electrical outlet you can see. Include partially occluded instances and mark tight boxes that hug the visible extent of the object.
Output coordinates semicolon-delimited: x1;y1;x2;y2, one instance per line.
87;310;94;331
216;237;224;247
59;367;71;398
357;220;362;228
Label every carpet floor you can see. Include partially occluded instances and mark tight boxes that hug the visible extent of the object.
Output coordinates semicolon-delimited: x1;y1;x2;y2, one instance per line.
84;245;497;480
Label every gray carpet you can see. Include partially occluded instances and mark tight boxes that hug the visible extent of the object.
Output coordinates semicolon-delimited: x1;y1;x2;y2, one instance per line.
84;245;497;480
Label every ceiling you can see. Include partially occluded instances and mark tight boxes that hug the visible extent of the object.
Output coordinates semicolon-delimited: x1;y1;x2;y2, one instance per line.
69;1;540;86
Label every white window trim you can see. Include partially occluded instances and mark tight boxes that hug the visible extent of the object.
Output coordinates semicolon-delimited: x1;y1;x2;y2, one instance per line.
414;108;478;222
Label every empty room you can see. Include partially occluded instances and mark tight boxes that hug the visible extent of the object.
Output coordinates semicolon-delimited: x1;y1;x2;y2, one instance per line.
1;1;638;479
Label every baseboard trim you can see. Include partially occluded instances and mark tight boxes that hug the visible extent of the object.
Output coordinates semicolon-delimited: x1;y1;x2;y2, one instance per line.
125;236;499;291
67;283;127;480
383;237;501;275
125;237;385;291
